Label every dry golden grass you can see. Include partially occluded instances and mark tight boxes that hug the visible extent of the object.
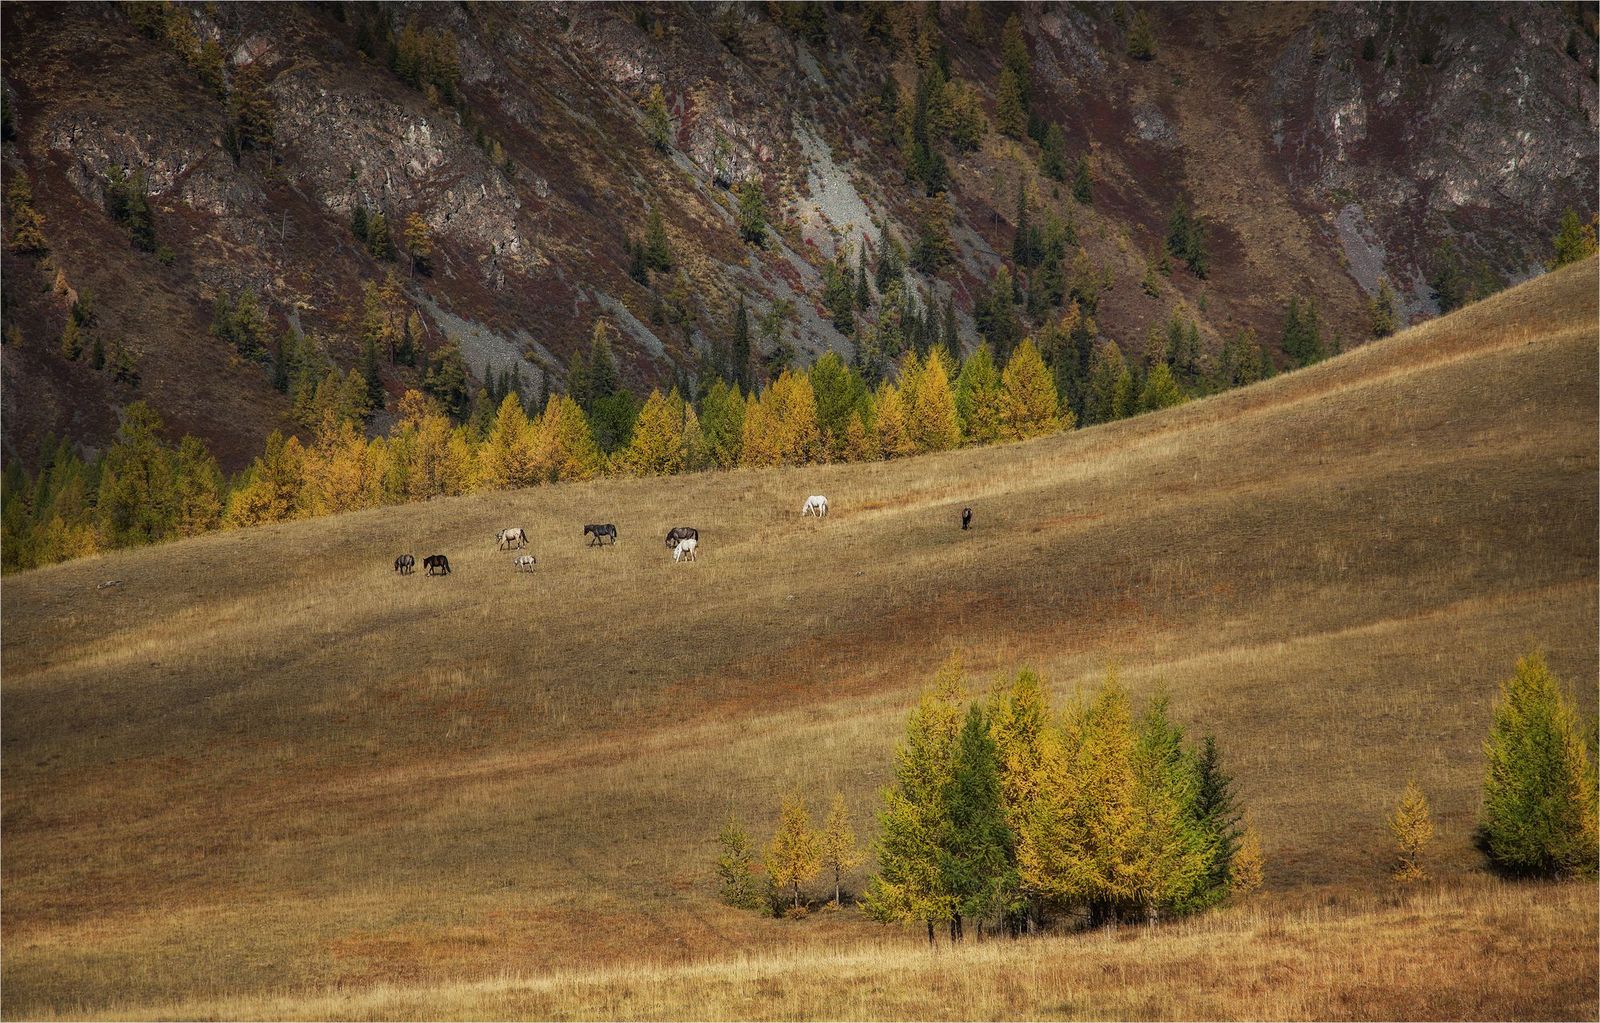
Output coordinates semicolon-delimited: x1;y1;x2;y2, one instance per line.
3;259;1596;1020
114;879;1599;1022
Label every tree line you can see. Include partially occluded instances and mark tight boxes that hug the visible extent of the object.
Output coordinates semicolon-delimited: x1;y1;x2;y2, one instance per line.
713;656;1264;941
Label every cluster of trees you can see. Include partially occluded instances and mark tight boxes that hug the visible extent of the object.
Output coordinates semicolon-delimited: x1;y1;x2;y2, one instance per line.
353;204;434;273
863;657;1261;941
103;168;157;253
1;404;222;572
126;1;225;98
57;286;141;386
1389;651;1597;884
716;794;864;916
1551;208;1599;268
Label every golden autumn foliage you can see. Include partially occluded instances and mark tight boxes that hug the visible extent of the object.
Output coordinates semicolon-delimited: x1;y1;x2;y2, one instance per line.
1000;337;1062;439
1389;781;1434;883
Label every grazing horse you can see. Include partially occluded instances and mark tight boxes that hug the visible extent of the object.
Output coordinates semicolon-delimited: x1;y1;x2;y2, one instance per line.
961;507;972;530
497;527;528;550
423;554;452;576
665;526;699;549
394;553;415;575
802;495;829;518
673;537;698;562
584;523;619;546
512;554;537;572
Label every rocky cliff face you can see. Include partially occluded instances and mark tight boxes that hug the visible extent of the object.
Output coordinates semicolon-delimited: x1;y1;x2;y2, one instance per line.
2;1;1594;468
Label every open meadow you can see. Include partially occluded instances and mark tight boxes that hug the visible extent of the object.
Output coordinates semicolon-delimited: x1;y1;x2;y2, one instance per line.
2;260;1597;1019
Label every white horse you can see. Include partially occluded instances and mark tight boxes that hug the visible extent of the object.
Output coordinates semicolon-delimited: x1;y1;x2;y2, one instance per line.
512;554;537;572
673;537;698;562
802;495;829;518
497;526;528;550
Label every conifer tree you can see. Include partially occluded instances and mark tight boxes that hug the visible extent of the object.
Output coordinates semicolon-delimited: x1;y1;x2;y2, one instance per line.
1000;338;1061;439
736;178;767;246
995;67;1028;139
810;352;866;458
230;61;276;152
643;82;672;152
403;211;433;276
955;344;1004;444
1081;339;1132;422
1139;361;1185;413
362;338;385;412
699;378;746;468
60;317;83;361
1040;123;1068;181
907;349;961;452
1072;155;1093;204
1551;208;1598;268
478;393;538;489
1390;781;1434;883
619;387;686;476
1134;693;1212;916
864;655;965;941
870;379;914;459
841;407;874;462
855;251;871;310
1230;820;1265;896
1369;278;1398;338
1185;735;1242;910
767;791;822;910
715;813;767;910
1478;652;1598;877
819;794;865;906
730;296;752;392
1281;295;1325;367
423;339;472;422
643;206;673;272
1127;10;1156;60
942;703;1016;938
533;393;604;482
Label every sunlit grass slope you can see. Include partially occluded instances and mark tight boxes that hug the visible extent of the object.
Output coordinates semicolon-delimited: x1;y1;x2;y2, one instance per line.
3;259;1596;1020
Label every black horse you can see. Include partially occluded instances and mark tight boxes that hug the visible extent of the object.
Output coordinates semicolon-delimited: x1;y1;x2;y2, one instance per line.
394;553;415;575
584;523;619;546
961;507;972;530
664;526;699;549
422;554;452;576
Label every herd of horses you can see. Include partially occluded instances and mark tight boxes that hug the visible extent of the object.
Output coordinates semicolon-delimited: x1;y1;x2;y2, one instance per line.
390;496;974;577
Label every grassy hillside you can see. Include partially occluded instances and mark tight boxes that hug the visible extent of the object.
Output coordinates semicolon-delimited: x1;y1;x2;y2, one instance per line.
2;259;1596;1019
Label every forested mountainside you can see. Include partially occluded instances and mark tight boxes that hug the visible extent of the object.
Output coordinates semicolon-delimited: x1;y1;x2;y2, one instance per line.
1;1;1595;469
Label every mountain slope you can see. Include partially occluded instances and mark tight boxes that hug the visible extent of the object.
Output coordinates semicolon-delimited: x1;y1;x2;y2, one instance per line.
2;258;1595;1018
1;2;1594;468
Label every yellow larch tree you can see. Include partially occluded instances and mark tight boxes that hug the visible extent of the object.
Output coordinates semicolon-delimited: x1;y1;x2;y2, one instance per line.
1389;780;1434;883
534;393;603;482
619;388;686;476
767;791;822;911
819;793;865;907
477;393;538;490
871;380;915;460
908;348;961;453
1000;337;1062;439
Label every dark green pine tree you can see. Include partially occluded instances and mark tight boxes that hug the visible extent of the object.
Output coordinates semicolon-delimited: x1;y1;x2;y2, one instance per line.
643;206;672;272
1039;123;1068;182
1072;155;1093;204
941;297;960;364
1011;180;1040;269
1184;735;1242;911
940;704;1016;940
1281;295;1325;367
588;328;620;404
362;338;385;413
855;251;872;310
731;296;751;392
